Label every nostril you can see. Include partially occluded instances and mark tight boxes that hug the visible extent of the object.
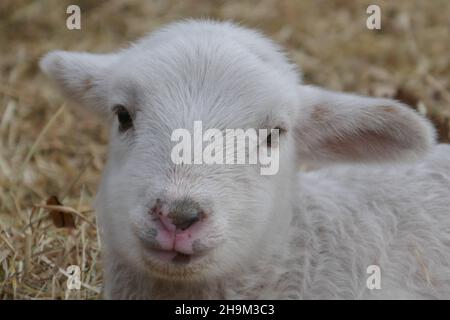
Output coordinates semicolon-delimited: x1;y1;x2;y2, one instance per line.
168;199;205;231
170;209;205;231
175;214;200;231
150;198;163;216
150;198;206;231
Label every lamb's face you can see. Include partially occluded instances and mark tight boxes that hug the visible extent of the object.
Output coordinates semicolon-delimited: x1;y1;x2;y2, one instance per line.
91;41;300;280
41;21;435;283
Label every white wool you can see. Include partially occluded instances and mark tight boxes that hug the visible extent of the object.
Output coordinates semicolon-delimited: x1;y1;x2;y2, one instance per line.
40;20;450;299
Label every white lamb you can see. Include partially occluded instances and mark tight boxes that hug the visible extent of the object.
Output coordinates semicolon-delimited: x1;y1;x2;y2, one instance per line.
40;20;450;299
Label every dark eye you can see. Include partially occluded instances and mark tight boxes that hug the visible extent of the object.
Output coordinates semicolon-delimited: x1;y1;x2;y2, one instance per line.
114;105;133;132
266;127;285;148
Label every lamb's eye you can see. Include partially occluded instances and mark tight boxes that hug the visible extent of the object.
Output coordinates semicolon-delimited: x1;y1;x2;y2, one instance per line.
114;105;133;132
266;127;285;148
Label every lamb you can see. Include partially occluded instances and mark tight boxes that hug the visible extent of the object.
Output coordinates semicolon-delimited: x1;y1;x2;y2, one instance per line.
40;20;450;299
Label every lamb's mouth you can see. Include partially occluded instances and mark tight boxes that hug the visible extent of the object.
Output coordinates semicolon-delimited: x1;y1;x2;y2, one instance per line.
134;228;218;278
140;247;214;279
145;247;209;265
136;230;213;267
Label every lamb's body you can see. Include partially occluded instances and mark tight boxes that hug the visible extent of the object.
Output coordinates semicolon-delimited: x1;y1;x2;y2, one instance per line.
294;144;450;299
41;20;450;299
105;144;450;299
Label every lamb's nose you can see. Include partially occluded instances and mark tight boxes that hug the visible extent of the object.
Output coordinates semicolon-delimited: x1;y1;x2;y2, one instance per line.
169;199;204;230
151;198;204;231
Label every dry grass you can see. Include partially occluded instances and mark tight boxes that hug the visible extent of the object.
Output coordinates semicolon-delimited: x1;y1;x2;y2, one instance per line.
1;0;449;299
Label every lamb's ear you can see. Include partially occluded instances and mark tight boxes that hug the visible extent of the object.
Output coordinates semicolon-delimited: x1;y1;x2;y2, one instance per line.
40;50;118;115
295;85;436;165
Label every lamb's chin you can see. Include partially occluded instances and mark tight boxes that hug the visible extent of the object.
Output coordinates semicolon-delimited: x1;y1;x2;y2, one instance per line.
139;248;216;281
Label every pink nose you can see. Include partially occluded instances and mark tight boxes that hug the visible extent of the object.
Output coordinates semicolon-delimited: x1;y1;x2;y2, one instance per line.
151;198;204;231
149;198;206;256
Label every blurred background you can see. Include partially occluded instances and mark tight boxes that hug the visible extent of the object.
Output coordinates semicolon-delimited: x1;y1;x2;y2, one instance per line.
0;0;449;299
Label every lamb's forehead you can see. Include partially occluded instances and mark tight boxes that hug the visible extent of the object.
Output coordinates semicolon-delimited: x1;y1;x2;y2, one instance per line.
135;19;300;84
107;24;300;129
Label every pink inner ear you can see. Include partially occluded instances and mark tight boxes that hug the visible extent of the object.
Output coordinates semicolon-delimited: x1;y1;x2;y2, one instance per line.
296;85;434;165
296;102;430;163
310;104;333;122
321;128;401;161
83;77;94;91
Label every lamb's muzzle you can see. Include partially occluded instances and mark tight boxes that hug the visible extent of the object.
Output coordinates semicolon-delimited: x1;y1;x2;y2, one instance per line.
137;198;210;261
154;198;205;231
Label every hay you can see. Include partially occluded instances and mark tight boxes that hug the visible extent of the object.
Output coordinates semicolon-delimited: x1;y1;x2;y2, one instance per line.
0;0;449;299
